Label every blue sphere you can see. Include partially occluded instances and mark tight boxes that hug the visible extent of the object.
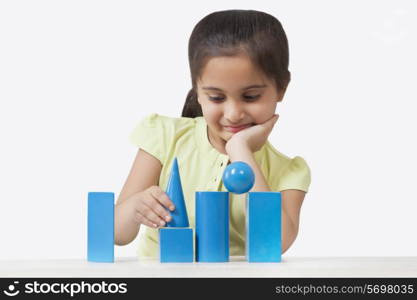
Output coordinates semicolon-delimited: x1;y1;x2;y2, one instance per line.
222;161;255;194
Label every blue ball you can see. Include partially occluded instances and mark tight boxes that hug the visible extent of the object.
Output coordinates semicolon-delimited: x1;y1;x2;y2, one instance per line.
222;161;255;194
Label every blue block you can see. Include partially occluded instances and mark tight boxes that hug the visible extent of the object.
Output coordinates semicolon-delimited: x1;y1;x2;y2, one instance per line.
159;228;193;263
166;158;189;227
87;192;114;263
246;192;281;262
195;191;229;262
222;161;255;194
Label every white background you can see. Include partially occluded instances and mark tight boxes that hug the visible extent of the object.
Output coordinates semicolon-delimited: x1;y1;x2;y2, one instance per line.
0;0;416;260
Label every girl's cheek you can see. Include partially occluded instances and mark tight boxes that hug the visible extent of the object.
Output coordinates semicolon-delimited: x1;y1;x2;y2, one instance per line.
206;107;222;120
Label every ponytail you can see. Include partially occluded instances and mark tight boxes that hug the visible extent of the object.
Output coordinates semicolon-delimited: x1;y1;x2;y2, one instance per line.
181;88;203;118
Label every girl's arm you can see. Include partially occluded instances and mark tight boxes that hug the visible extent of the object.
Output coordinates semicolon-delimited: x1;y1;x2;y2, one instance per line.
115;149;162;245
280;189;305;253
227;147;305;255
225;114;306;254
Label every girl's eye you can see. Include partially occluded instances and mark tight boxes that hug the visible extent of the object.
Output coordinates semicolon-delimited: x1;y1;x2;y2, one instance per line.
208;96;225;101
244;95;260;101
207;94;261;102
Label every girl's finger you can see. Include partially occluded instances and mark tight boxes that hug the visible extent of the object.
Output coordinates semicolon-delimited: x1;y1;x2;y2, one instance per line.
150;200;173;223
261;114;278;126
138;200;166;227
147;188;173;221
260;114;279;131
135;212;159;228
142;193;171;222
270;114;279;123
149;186;175;211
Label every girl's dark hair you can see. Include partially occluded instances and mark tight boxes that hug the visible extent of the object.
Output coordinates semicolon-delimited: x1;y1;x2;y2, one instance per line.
181;9;291;118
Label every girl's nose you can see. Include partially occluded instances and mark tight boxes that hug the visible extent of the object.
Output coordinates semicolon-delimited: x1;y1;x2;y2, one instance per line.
224;101;245;123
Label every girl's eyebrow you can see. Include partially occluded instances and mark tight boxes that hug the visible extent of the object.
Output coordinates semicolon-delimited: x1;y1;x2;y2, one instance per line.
202;84;267;91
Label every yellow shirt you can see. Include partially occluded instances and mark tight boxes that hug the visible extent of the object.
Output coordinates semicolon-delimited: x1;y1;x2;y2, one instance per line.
129;113;311;259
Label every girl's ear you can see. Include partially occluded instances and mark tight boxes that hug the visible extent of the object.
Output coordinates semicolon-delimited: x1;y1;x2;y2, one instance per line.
277;74;291;102
193;84;199;104
196;90;202;105
276;89;286;102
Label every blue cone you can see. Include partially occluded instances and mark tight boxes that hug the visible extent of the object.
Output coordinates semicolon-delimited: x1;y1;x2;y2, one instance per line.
166;158;189;227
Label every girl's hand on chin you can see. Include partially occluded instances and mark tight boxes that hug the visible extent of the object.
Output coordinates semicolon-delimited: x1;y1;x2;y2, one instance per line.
225;114;279;154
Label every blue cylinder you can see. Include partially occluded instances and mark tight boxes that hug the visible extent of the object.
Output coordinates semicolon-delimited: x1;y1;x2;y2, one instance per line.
195;191;229;262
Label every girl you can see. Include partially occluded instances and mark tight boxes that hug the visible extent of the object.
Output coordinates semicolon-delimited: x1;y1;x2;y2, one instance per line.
115;9;311;259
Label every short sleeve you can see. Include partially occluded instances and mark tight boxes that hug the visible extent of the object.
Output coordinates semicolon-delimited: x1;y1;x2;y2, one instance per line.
129;113;172;164
277;156;311;192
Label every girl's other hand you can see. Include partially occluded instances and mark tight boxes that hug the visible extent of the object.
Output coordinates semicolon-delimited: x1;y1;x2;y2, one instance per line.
226;114;279;154
126;186;175;229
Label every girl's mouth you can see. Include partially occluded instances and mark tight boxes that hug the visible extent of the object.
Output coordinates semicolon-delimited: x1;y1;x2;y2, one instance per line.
223;123;253;133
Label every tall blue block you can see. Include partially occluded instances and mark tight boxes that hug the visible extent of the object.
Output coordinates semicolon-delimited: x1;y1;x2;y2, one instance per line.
195;191;229;262
87;192;114;262
159;228;194;263
246;192;281;262
166;158;189;227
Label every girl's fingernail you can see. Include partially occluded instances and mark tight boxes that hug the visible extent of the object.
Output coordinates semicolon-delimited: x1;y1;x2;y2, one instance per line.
160;220;165;226
165;215;171;222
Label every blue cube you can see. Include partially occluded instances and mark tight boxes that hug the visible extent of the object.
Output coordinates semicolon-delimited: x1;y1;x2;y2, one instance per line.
246;192;281;262
159;228;193;263
87;192;114;263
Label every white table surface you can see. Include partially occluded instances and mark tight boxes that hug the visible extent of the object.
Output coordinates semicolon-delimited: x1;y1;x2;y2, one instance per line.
1;256;417;278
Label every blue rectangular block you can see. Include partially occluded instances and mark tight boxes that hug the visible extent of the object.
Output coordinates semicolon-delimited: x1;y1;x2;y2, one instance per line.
87;192;114;262
246;192;281;262
159;228;193;263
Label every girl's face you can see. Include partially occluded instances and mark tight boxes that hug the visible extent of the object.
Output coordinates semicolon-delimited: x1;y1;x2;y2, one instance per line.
196;54;286;153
